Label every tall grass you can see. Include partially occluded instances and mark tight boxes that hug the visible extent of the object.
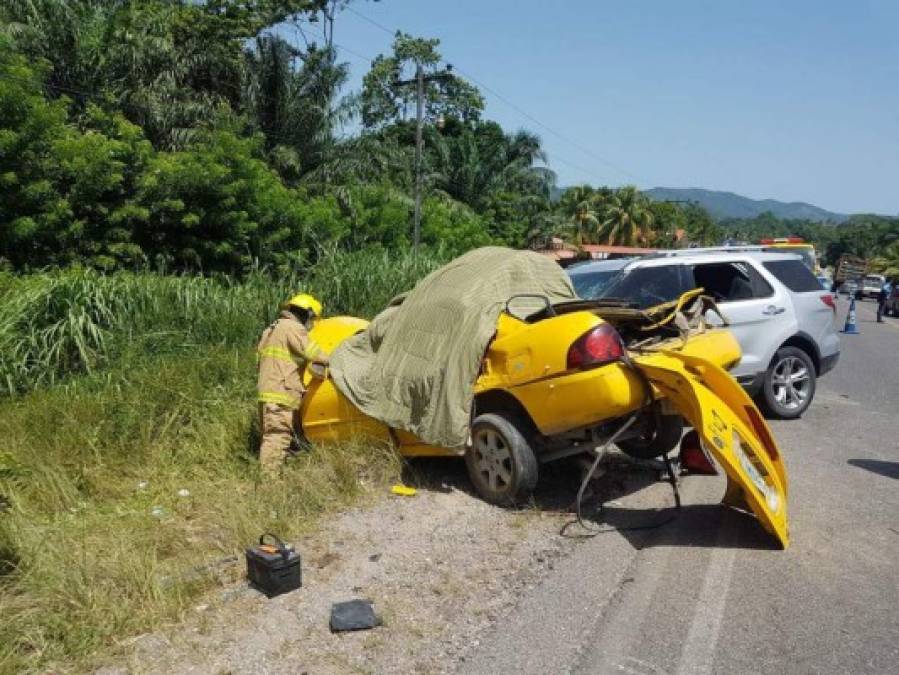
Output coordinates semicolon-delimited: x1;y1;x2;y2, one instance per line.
0;248;446;396
0;247;445;673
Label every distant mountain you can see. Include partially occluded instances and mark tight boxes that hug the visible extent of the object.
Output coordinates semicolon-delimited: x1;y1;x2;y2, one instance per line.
644;187;848;223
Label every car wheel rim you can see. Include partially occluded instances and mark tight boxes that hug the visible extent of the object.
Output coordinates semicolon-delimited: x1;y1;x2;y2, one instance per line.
473;428;513;493
771;356;811;411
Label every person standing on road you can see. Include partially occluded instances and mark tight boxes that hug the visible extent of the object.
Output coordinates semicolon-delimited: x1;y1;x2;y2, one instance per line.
876;278;892;323
256;293;329;475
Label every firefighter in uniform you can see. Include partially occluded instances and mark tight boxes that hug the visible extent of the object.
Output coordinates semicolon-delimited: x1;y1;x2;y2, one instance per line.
256;293;328;474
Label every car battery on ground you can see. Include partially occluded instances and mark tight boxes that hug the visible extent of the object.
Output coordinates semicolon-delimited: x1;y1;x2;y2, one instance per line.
245;533;302;597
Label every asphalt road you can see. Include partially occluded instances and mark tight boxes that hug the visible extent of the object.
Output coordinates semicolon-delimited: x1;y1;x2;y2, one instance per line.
463;297;899;675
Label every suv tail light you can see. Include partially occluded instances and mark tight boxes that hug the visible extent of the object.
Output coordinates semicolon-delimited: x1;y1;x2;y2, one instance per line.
567;323;625;370
820;293;836;312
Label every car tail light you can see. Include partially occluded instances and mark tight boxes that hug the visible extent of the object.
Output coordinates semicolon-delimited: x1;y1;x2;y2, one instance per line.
567;323;624;370
820;294;836;312
744;405;779;462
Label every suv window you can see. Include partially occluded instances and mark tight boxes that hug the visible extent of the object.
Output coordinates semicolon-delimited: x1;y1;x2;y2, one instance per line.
599;264;693;309
763;260;822;292
692;262;773;302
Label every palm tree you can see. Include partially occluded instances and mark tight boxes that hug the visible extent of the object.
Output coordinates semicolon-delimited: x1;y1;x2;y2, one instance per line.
0;0;112;97
526;209;568;249
244;37;352;182
306;131;414;191
558;185;599;243
425;123;554;210
597;185;655;246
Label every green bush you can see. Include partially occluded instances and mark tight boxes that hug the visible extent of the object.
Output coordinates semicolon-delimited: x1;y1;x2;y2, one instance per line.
0;39;153;271
131;129;322;273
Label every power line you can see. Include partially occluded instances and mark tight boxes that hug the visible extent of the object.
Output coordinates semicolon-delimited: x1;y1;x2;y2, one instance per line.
299;19;610;184
344;4;649;186
345;4;399;37
450;64;648;184
286;21;375;65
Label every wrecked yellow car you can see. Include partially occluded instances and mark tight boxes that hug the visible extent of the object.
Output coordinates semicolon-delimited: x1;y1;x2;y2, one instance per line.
299;248;789;548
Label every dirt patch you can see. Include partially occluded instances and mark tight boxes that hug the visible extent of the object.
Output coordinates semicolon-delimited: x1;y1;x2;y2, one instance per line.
102;455;668;675
106;465;591;674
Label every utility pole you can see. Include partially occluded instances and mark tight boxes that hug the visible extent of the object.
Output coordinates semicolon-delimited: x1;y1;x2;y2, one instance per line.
394;64;453;251
413;62;424;250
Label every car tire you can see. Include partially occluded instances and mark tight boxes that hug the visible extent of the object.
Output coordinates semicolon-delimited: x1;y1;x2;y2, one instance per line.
760;346;816;419
617;413;684;460
466;413;539;506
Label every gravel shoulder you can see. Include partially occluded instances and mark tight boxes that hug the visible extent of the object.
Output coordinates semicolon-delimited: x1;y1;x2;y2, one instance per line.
107;461;615;674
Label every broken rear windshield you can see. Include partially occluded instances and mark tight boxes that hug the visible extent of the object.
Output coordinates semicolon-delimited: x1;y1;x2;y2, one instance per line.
598;265;693;309
569;269;623;299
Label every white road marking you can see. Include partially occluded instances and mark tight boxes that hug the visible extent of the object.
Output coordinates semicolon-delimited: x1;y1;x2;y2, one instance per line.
618;655;669;674
675;528;737;675
582;544;675;673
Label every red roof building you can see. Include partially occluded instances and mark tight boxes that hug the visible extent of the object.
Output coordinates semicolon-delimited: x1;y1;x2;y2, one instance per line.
534;238;659;265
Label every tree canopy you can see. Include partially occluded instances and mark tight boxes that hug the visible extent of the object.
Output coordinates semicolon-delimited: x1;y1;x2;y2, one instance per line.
1;0;894;274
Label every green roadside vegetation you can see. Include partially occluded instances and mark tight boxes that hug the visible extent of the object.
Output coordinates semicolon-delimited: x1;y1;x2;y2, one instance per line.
0;248;443;673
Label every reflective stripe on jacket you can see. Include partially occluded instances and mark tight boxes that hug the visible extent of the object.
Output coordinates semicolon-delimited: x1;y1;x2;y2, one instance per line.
256;311;322;409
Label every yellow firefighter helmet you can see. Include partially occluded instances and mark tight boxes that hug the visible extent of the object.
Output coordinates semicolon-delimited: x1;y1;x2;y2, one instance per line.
282;293;323;318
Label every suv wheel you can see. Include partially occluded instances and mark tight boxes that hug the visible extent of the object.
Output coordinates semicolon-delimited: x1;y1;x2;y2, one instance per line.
761;346;816;419
466;414;539;506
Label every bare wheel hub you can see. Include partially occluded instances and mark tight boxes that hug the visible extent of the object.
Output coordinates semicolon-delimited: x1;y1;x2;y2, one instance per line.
472;428;513;492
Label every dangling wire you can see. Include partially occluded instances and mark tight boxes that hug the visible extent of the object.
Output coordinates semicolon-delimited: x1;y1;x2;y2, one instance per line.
564;353;682;537
573;412;639;532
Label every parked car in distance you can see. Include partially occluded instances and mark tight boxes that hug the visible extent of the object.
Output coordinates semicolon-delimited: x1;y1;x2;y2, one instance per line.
859;274;885;300
585;249;840;419
885;284;899;317
840;279;858;297
567;258;630;299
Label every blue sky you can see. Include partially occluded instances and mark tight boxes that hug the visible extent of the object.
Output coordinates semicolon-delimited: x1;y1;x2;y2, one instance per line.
321;0;898;215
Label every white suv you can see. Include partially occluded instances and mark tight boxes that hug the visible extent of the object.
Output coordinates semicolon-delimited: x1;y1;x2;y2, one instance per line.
580;250;841;418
